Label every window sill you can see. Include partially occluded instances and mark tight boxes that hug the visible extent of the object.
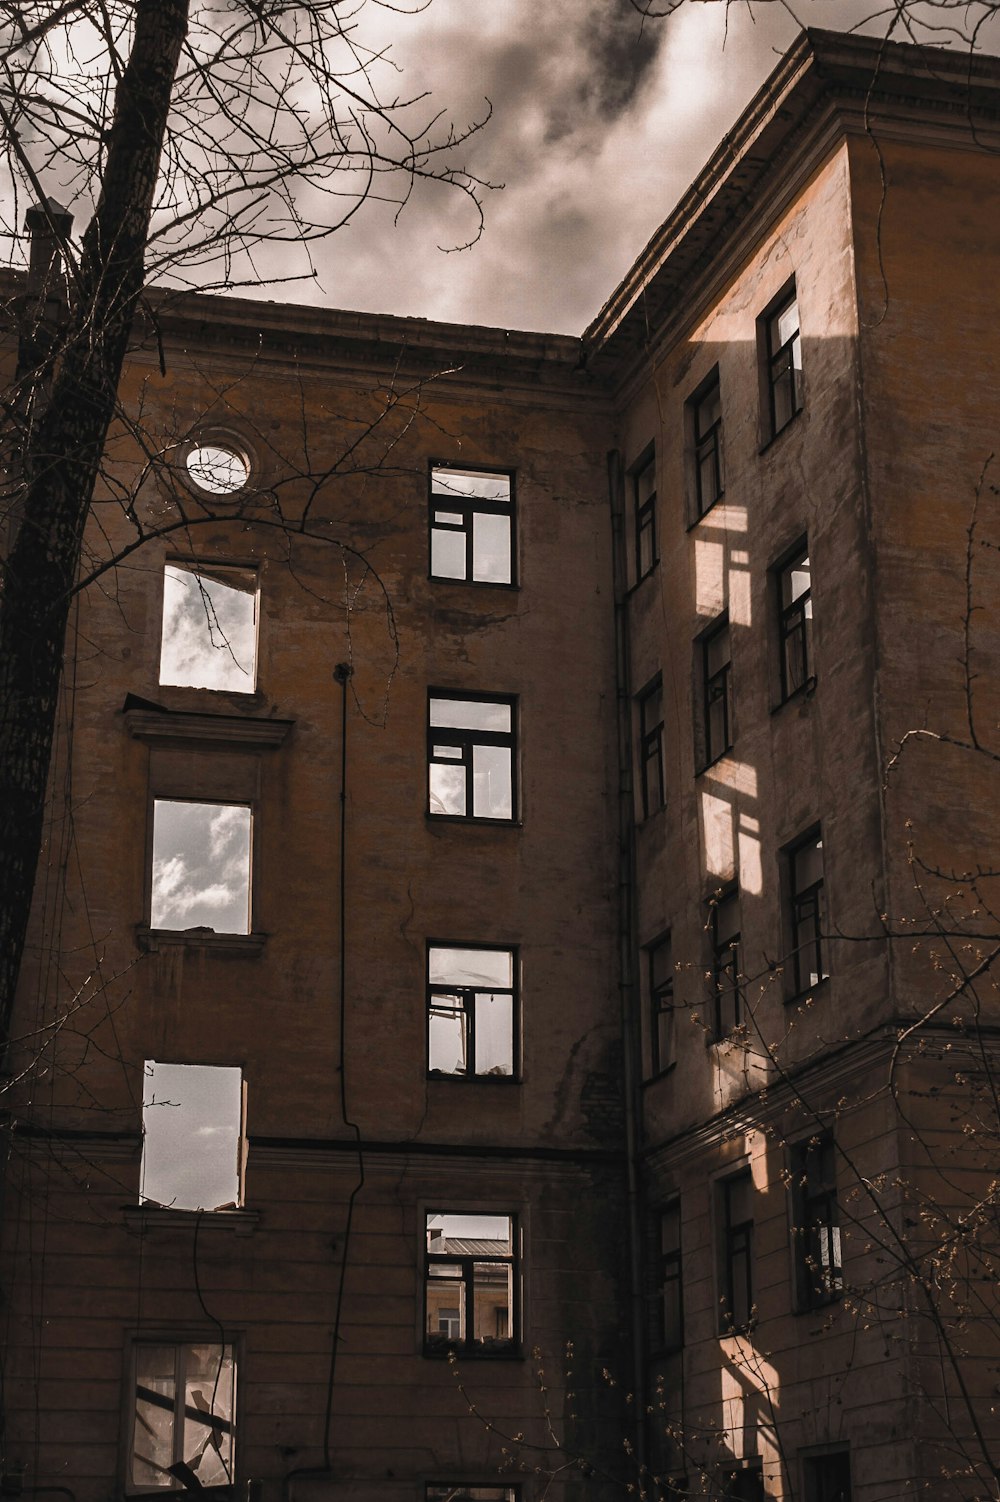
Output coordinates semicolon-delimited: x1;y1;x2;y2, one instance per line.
758;407;803;456
423;1340;521;1360
642;1061;678;1087
426;814;521;830
626;560;660;599
124;1205;259;1237
125;703;293;748
696;746;735;777
784;975;830;1006
428;574;519;592
136;926;267;955
427;1071;521;1085
770;676;817;715
794;1291;843;1318
686;495;725;532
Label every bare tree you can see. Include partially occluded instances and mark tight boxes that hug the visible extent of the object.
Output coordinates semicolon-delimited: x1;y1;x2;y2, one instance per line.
0;0;487;1052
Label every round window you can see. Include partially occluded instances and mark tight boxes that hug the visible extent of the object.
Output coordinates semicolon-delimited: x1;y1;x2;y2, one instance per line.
185;441;251;495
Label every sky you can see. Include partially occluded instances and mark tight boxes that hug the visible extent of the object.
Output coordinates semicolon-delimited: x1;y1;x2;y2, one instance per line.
290;0;968;335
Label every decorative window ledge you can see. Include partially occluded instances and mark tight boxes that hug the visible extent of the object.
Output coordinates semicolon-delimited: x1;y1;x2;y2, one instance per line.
136;926;267;955
125;704;293;748
123;1205;259;1237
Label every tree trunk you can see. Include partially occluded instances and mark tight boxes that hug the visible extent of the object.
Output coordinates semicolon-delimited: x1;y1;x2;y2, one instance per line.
0;0;191;1052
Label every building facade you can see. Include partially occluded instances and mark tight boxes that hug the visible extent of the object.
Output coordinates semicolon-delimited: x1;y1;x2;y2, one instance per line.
2;27;999;1502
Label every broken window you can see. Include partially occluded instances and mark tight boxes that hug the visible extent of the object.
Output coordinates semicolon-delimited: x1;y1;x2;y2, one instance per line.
701;617;733;767
159;562;258;692
763;283;803;439
711;888;742;1040
634;451;657;581
150;799;252;935
141;1061;244;1212
802;1450;852;1502
657;1198;683;1351
791;1133;843;1309
426;1489;519;1501
720;1170;754;1333
129;1340;236;1493
690;369;724;518
428;694;515;822
429;466;514;585
427;945;516;1079
647;932;674;1076
778;544;813;700
424;1212;517;1355
638;677;665;818
788;828;827;993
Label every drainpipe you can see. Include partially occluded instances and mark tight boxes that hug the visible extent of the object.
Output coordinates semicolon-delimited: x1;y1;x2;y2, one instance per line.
607;447;648;1482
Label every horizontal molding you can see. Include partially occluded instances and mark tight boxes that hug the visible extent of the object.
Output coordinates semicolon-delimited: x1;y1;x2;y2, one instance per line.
125;706;293;747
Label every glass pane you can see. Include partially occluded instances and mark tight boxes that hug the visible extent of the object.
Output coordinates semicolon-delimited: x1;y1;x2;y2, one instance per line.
641;684;663;734
429;995;468;1074
432;467;510;504
474;992;513;1075
429;947;513;988
431;528;467;581
635;458;655;506
429;762;466;817
133;1346;177;1488
782;556;810;606
650;937;672;992
472;511;512;583
434;510;465;526
473;1260;512;1345
141;1062;243;1211
696;381;721;435
772;298;798;351
151;800;251;935
473;744;512;819
182;1344;235;1487
715;894;740;947
430;698;511;733
793;837;823;892
160;564;258;692
705;628;730;676
728;1174;753;1225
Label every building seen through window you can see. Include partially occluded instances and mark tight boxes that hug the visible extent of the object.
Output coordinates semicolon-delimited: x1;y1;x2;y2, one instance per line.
425;1213;516;1355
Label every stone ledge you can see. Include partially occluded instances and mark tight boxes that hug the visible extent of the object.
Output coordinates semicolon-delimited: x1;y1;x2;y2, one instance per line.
125;706;293;747
123;1205;259;1237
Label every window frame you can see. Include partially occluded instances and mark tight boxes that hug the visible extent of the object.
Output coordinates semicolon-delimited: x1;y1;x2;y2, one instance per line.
646;931;675;1077
655;1197;683;1352
426;942;519;1082
632;447;657;584
790;1133;843;1311
637;675;665;819
428;463;516;588
699;615;733;770
787;826;828;997
423;1211;521;1359
688;367;724;520
427;691;518;825
710;887;742;1041
719;1169;754;1335
125;1335;239;1496
760;280;803;444
775;540;814;702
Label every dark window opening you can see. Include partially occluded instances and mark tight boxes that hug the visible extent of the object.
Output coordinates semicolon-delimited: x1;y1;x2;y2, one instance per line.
639;677;665;818
779;545;813;699
764;286;803;439
429;466;514;585
692;371;724;517
428;694;515;822
802;1451;852;1502
425;1213;517;1356
719;1461;765;1502
427;945;516;1079
701;618;732;767
711;889;742;1040
792;1134;843;1309
634;453;657;581
721;1170;754;1333
648;933;674;1076
657;1199;683;1351
789;829;827;994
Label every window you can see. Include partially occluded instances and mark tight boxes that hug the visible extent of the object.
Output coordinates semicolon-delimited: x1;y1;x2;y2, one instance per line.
719;1462;765;1502
763;284;803;439
150;799;252;935
429;465;514;585
711;888;742;1039
159;562;258;692
657;1199;683;1351
720;1170;754;1333
788;829;827;994
802;1451;851;1502
647;933;674;1076
791;1134;843;1309
427;945;516;1079
426;1489;519;1501
141;1062;244;1212
634;452;657;581
690;369;724;517
428;694;515;822
424;1212;517;1355
701;618;732;767
638;677;665;818
778;545;813;699
128;1341;236;1492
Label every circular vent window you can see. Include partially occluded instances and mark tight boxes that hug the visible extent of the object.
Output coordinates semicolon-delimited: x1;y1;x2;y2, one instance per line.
185;441;251;495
